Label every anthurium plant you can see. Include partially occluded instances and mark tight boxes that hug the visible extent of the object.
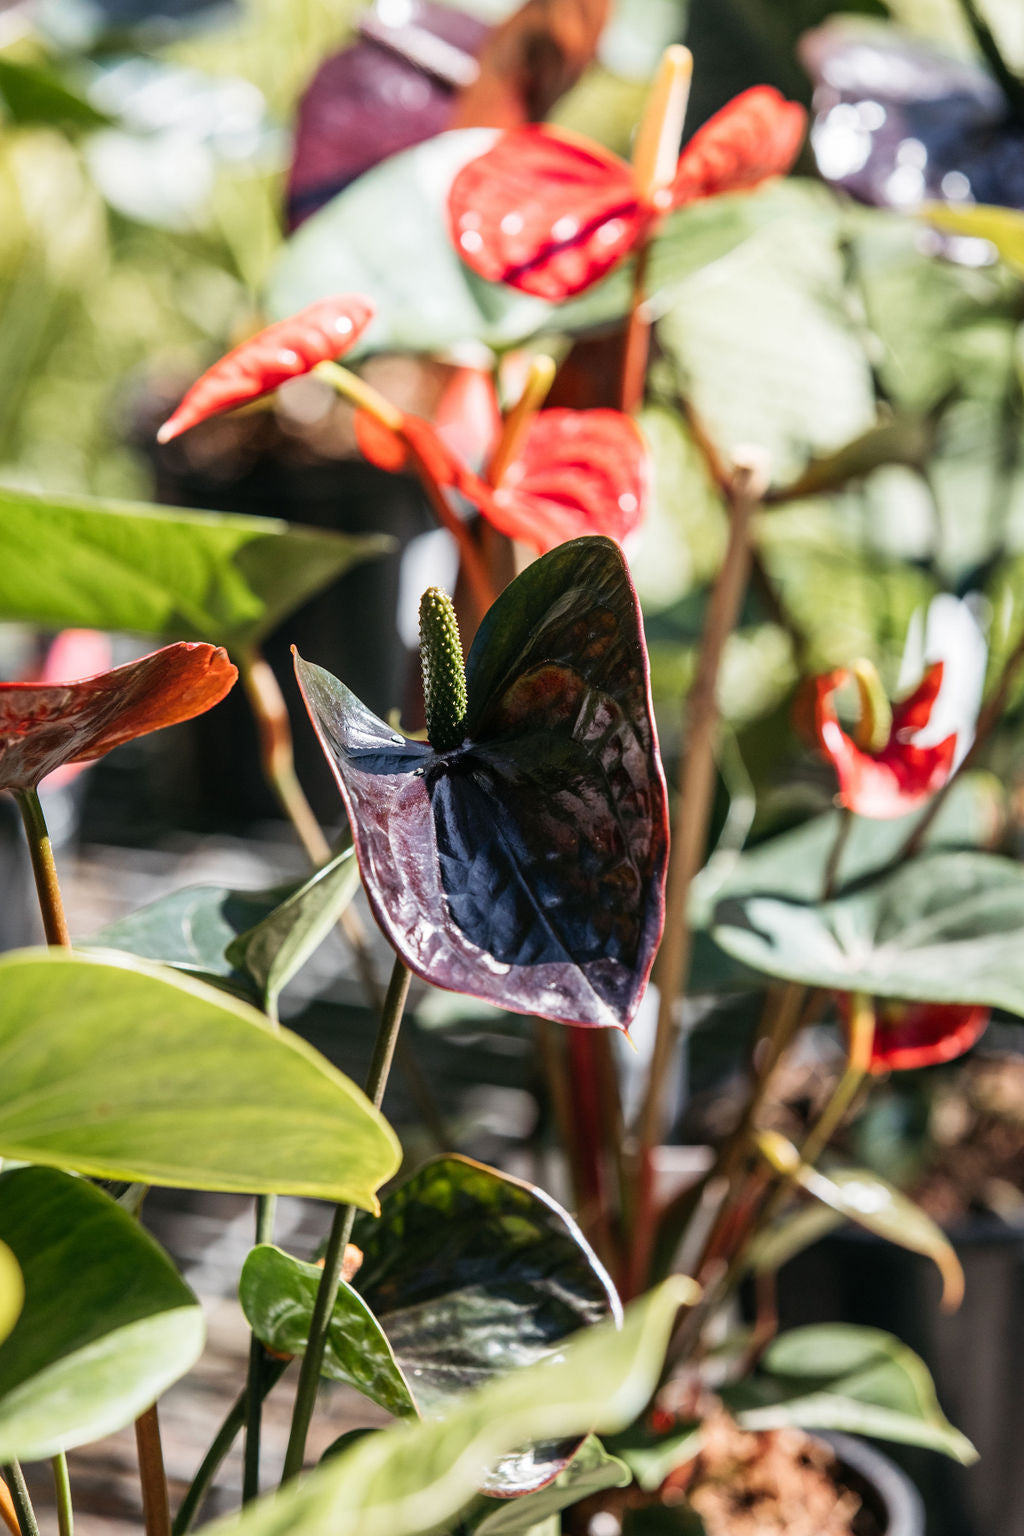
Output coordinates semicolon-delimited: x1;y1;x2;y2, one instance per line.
10;13;1024;1536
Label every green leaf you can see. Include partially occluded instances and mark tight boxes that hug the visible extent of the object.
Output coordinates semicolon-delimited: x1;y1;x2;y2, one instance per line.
240;1246;416;1419
0;57;111;129
746;1206;845;1277
470;1439;631;1534
712;850;1024;1015
611;1420;704;1493
243;1158;622;1492
0;949;400;1205
0;1166;204;1460
0;1239;23;1348
0;487;391;649
227;847;360;1011
205;1277;696;1536
922;202;1024;277
726;1324;977;1464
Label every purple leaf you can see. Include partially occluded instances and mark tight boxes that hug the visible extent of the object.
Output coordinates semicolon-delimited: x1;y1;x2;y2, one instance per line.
294;536;668;1029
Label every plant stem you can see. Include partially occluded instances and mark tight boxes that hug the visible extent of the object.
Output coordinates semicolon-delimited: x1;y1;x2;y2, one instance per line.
0;1465;35;1536
629;455;765;1289
486;355;556;486
51;1455;73;1536
136;1406;171;1536
955;0;1024;121
281;954;411;1483
621;243;653;414
822;806;853;899
172;1363;290;1536
14;788;71;947
242;1192;278;1504
798;992;875;1173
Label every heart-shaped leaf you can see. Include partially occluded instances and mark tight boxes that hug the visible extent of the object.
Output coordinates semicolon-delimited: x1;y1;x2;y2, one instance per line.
0;487;392;649
0;1166;204;1461
296;537;668;1029
754;1139;963;1309
0;949;400;1205
92;847;359;1011
725;1324;976;1463
242;1157;620;1492
712;851;1024;1016
0;1240;22;1349
0;641;236;792
205;1277;696;1536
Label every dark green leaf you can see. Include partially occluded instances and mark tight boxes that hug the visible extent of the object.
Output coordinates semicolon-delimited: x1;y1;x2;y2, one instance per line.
712;850;1024;1015
227;847;359;1010
0;58;111;129
0;487;391;648
204;1277;695;1536
0;949;400;1205
470;1439;630;1534
726;1324;976;1463
0;1166;204;1460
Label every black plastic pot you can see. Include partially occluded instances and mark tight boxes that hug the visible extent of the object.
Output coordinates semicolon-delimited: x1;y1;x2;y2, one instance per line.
776;1220;1024;1536
822;1432;925;1536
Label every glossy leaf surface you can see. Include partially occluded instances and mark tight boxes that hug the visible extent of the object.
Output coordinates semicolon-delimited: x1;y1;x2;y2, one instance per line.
0;642;236;792
0;1167;204;1460
0;950;400;1204
295;537;668;1029
727;1324;976;1463
158;295;374;442
93;848;358;1010
0;1241;22;1348
205;1277;696;1536
240;1246;416;1418
243;1157;620;1491
0;487;391;648
713;852;1024;1017
470;1438;631;1532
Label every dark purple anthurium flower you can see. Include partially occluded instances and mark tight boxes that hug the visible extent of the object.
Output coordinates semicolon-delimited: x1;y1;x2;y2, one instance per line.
294;536;669;1030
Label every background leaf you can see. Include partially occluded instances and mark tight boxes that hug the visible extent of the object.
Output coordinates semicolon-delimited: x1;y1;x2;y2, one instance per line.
469;1439;630;1533
725;1324;977;1463
712;850;1024;1015
0;1239;23;1348
0;949;400;1204
206;1277;697;1536
0;1166;204;1460
0;487;391;648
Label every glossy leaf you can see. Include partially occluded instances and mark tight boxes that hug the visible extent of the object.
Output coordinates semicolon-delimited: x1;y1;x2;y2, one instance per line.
204;1277;696;1536
243;1157;620;1492
0;1241;22;1349
0;487;391;648
240;1246;416;1419
93;847;358;1009
158;295;374;442
726;1324;977;1463
295;537;669;1029
0;642;236;793
0;1166;204;1461
712;851;1024;1017
0;949;400;1205
470;1439;631;1533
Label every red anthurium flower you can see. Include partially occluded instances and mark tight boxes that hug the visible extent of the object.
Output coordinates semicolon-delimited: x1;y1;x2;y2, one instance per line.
812;661;957;819
157;295;374;443
447;86;806;299
870;1000;990;1073
354;381;650;555
0;643;237;793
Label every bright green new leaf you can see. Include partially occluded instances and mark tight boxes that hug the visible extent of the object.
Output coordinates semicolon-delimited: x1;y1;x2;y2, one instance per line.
207;1277;697;1536
0;487;391;648
922;202;1024;277
726;1324;976;1464
0;949;400;1205
712;850;1024;1016
0;1166;204;1460
0;1239;23;1348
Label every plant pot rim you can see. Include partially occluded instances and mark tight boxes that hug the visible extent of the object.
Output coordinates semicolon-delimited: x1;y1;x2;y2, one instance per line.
818;1431;925;1536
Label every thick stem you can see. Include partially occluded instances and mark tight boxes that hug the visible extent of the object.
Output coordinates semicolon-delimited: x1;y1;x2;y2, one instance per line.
0;1465;34;1536
565;1029;616;1269
135;1407;171;1536
486;356;556;487
172;1363;290;1536
620;243;653;415
14;788;71;947
636;458;765;1157
281;955;411;1483
798;992;875;1173
51;1455;73;1536
242;1193;278;1504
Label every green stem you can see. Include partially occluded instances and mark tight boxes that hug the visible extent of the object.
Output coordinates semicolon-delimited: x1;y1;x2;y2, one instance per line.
822;806;853;900
956;0;1024;122
620;241;653;414
0;1464;37;1536
51;1454;73;1536
172;1363;290;1536
242;1193;278;1504
281;954;412;1484
14;787;71;947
